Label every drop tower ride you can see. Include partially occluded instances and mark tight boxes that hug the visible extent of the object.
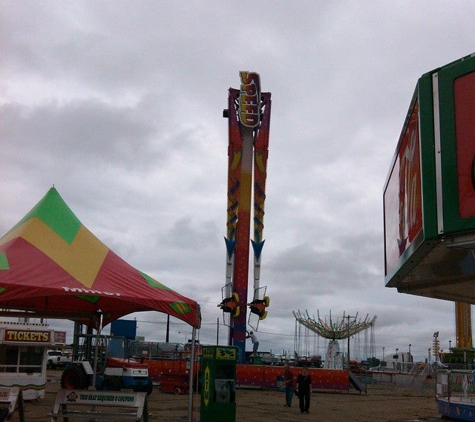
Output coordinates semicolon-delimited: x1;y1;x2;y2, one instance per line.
219;72;272;363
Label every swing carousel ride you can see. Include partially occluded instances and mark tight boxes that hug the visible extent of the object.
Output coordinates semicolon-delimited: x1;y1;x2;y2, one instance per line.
293;310;377;369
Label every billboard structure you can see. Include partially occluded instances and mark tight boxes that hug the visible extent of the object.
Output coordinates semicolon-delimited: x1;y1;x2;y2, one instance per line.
219;72;271;362
384;53;475;303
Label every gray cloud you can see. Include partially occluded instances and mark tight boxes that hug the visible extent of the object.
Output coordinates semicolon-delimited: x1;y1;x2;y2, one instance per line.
0;0;473;361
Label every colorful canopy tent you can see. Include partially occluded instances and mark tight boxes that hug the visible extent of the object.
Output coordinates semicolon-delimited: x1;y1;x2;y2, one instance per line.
0;187;201;329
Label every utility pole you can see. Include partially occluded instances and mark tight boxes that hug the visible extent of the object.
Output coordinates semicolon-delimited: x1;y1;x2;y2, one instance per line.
346;315;356;366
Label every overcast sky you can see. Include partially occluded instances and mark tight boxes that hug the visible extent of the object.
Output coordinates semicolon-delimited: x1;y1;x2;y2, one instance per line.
1;1;475;362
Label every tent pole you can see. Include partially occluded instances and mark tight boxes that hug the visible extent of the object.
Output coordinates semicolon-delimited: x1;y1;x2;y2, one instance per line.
188;326;196;422
166;315;170;342
92;310;103;390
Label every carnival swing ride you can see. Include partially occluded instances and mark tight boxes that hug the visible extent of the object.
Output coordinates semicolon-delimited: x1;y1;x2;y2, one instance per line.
293;310;377;369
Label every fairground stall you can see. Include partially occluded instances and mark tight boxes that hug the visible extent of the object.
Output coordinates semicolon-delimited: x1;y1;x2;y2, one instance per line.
0;321;66;400
384;52;475;421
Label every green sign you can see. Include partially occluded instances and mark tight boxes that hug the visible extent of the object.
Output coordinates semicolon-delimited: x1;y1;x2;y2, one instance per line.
384;53;475;303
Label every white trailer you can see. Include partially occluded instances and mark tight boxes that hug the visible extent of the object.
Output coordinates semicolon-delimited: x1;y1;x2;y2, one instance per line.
0;321;66;400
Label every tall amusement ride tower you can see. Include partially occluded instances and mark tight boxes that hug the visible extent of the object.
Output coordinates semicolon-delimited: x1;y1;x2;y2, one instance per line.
219;72;272;363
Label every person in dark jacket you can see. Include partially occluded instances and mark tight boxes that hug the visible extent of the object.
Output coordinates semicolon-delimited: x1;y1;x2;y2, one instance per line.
283;362;295;407
296;366;312;414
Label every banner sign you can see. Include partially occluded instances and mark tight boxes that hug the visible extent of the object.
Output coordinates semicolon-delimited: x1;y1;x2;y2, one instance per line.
3;329;51;343
239;71;261;127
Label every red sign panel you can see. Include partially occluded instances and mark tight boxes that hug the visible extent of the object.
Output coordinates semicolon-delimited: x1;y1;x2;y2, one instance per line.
384;100;423;275
455;71;475;218
54;331;67;344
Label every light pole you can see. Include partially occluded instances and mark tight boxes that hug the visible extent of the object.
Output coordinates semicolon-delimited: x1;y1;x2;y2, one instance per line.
382;347;385;362
409;344;412;362
346;315;356;367
178;331;189;343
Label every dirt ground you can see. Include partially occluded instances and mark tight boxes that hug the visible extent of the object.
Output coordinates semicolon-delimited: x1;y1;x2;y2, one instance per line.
10;371;443;422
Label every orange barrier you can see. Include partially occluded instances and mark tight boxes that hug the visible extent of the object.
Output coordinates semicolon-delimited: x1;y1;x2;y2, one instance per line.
236;365;349;391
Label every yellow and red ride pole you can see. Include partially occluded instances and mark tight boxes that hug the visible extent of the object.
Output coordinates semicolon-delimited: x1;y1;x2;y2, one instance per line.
222;72;271;363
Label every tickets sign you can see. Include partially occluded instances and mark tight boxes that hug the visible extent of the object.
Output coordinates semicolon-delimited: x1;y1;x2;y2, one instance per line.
3;329;51;343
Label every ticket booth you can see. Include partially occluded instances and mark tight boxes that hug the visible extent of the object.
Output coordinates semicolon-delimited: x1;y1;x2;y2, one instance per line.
0;321;66;400
200;345;238;422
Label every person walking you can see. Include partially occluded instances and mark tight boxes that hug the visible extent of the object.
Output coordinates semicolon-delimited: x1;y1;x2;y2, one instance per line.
296;366;312;414
283;362;295;407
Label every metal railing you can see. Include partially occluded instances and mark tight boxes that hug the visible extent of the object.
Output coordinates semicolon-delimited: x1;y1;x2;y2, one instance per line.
436;369;475;401
0;364;42;373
